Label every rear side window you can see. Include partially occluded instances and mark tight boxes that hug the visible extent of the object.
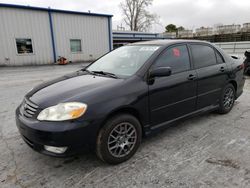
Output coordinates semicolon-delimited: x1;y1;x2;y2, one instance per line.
154;45;190;74
191;44;217;68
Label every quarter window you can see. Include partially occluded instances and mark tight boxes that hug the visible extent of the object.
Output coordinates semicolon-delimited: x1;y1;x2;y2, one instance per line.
215;51;224;64
16;38;33;54
70;39;82;53
154;45;191;74
191;44;217;68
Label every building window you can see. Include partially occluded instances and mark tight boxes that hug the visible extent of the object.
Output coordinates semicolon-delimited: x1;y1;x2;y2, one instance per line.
70;39;82;53
16;38;33;54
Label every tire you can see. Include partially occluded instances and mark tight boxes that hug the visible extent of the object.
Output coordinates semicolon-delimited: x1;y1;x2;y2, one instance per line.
217;84;236;114
96;114;142;164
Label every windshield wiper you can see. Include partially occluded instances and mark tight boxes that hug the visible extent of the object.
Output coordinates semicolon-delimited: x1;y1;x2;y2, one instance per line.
80;69;96;75
84;69;94;74
92;71;118;79
81;68;118;78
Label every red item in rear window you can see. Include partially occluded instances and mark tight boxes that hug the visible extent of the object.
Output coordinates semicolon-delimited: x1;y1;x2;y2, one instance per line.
173;48;181;57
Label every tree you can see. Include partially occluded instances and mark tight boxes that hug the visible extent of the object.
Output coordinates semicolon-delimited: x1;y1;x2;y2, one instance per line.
165;24;185;33
177;26;185;31
120;0;158;32
165;24;177;32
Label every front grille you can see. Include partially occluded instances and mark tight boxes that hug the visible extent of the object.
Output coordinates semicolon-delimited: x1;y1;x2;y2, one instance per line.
20;98;38;118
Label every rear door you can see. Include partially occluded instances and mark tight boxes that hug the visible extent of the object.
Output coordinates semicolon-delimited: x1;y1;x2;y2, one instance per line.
189;43;228;109
149;44;198;126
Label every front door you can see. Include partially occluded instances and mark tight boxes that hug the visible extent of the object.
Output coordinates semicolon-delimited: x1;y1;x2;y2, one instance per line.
149;44;197;127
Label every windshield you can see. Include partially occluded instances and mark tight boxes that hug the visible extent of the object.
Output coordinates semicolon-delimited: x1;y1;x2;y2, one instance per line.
87;45;160;77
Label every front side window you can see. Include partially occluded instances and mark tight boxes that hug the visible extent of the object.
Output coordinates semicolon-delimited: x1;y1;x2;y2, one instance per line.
16;38;33;54
87;45;160;77
70;39;82;53
154;45;191;74
191;44;217;68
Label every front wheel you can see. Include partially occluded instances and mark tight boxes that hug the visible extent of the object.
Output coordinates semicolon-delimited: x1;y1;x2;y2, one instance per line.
217;84;236;114
96;114;142;164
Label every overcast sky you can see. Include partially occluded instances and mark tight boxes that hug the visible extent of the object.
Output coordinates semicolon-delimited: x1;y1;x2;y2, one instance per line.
0;0;250;32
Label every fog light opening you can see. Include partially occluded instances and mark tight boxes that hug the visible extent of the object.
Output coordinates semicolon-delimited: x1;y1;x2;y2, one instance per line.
44;145;68;154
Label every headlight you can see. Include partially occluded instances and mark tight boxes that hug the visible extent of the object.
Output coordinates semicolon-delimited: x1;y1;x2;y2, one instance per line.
37;102;87;121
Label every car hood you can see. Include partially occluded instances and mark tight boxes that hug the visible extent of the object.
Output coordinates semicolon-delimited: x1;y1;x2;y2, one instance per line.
27;72;123;108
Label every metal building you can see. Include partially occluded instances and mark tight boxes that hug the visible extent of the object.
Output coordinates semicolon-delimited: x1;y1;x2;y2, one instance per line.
195;27;213;37
162;32;177;39
242;23;250;33
0;4;112;66
178;30;193;38
112;30;167;48
216;24;241;35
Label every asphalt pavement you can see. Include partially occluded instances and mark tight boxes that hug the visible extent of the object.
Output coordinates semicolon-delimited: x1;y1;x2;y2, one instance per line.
1;64;250;188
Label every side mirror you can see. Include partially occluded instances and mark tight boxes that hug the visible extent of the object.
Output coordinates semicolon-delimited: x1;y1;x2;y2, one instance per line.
149;67;172;78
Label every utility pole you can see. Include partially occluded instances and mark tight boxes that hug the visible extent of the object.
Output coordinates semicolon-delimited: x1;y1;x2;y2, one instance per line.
117;23;125;31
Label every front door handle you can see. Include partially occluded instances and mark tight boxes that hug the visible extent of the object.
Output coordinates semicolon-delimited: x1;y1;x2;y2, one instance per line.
219;67;225;72
187;74;196;80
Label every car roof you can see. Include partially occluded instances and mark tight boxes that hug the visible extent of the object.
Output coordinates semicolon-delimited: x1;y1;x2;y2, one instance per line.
128;39;211;46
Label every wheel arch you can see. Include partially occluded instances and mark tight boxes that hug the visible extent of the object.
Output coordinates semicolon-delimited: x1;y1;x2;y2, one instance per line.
228;80;237;93
98;106;145;135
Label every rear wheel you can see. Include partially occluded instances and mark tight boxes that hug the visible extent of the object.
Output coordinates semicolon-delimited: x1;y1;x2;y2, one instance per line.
96;114;142;164
218;84;236;114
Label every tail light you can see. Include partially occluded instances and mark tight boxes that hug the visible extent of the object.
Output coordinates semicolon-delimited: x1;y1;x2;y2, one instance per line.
242;63;245;69
238;63;245;70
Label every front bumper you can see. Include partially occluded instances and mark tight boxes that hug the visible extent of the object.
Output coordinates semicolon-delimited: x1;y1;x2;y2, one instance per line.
15;107;102;157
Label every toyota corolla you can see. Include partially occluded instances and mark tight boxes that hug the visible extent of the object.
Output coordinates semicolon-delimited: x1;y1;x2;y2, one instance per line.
16;40;245;164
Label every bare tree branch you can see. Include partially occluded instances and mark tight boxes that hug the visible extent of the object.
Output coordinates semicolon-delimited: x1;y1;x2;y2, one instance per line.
120;0;158;32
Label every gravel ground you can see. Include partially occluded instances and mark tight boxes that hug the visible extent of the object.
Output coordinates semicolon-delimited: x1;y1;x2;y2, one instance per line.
0;64;250;188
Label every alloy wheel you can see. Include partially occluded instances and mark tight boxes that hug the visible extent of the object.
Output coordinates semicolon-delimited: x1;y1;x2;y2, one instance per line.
107;122;137;158
223;87;234;110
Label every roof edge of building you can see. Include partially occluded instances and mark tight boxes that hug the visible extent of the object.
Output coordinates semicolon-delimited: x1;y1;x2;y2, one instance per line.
0;3;113;18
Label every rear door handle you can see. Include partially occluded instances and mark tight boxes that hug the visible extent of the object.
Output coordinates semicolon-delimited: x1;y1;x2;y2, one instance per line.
187;74;196;80
219;67;225;72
